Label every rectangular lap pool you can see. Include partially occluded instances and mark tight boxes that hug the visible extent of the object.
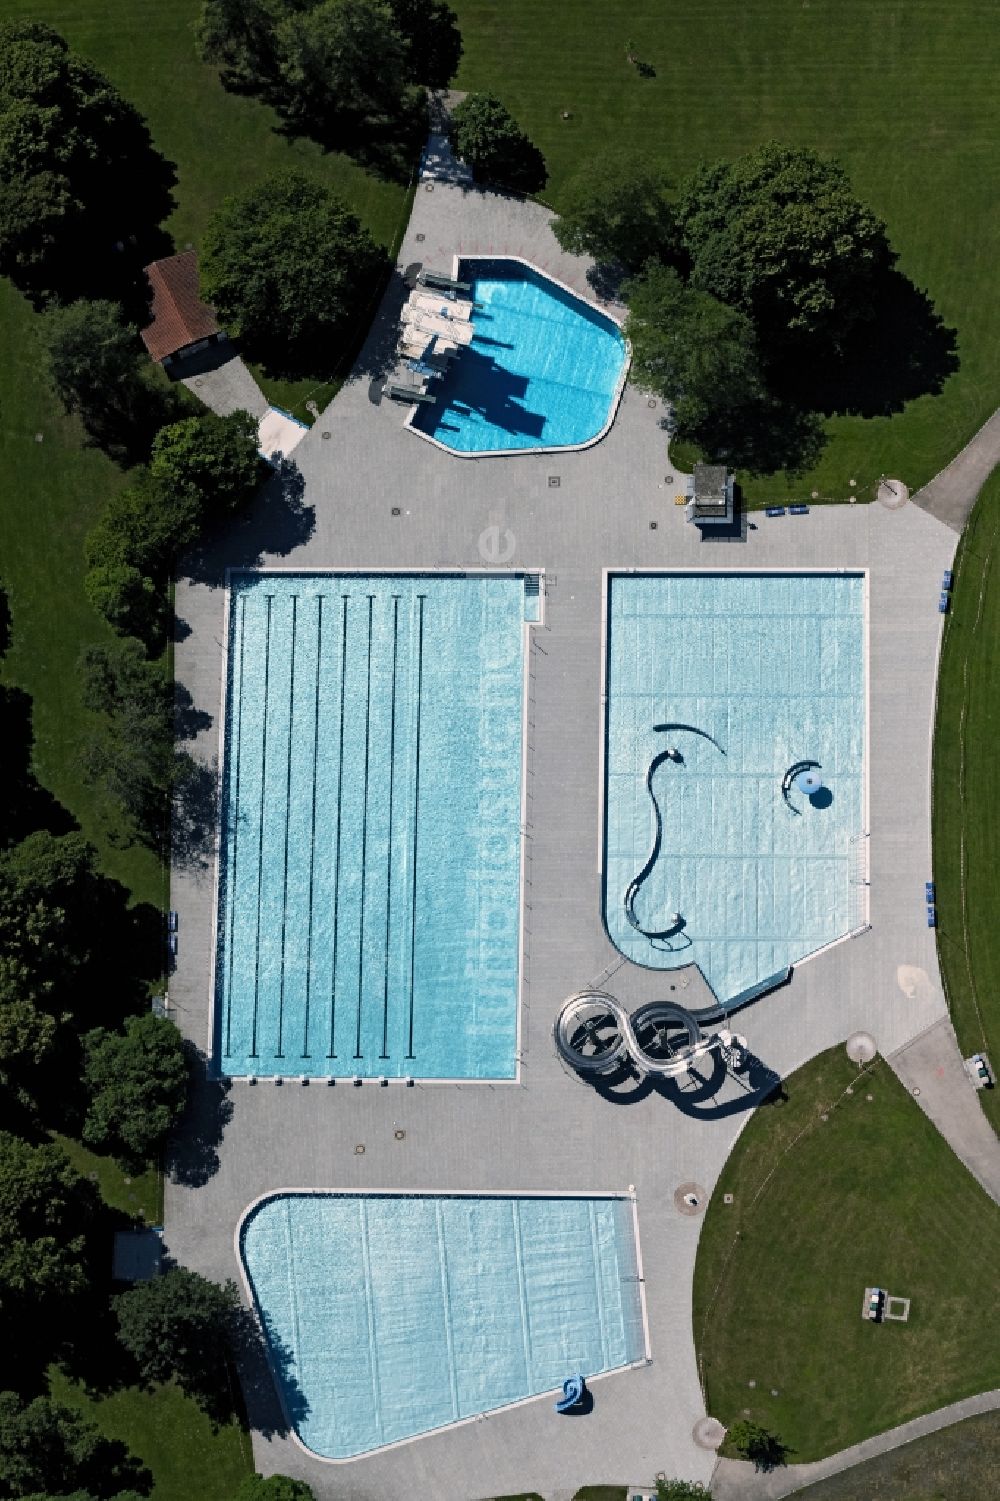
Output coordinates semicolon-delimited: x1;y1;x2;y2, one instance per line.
239;1192;648;1459
214;572;531;1078
603;572;867;1007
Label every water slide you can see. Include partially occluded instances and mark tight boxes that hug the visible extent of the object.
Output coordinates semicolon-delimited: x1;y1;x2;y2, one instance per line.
553;990;747;1080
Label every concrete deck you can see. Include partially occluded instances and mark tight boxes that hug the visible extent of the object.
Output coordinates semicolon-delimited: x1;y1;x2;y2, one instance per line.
166;174;964;1500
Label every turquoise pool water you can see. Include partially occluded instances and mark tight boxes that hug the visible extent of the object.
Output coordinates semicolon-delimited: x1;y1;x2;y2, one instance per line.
412;259;627;454
604;573;866;1006
240;1192;646;1459
215;573;528;1078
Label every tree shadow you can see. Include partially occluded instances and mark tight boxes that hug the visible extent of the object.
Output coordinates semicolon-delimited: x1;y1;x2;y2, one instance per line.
175;683;212;743
232;1307;309;1440
351;266;414;384
183;457;315;586
171;753;219;875
0;685;78;848
163;1047;233;1188
694;396;828;478
770;267;959;419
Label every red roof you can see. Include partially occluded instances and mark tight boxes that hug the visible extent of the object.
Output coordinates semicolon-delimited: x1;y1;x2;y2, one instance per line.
140;250;219;361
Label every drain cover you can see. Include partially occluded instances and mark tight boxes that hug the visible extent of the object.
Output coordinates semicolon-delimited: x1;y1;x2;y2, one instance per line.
548;475;561;488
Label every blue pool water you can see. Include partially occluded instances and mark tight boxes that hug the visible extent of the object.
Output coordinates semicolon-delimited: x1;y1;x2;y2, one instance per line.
604;573;866;1006
412;259;627;454
240;1192;646;1458
215;573;528;1078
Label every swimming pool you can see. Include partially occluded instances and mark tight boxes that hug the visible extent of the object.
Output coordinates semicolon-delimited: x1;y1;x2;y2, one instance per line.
214;572;531;1079
239;1191;647;1460
603;572;867;1007
410;258;628;456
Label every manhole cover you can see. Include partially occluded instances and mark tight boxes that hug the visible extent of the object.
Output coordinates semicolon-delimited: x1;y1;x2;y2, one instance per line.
424;183;434;193
354;1144;365;1155
394;1128;406;1140
391;506;401;515
674;1181;707;1215
321;431;331;440
649;520;658;530
723;1193;734;1205
647;398;657;408
548;475;561;488
415;232;425;242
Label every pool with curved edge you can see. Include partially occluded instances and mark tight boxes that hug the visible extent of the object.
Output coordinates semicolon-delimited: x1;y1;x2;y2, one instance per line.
410;258;628;456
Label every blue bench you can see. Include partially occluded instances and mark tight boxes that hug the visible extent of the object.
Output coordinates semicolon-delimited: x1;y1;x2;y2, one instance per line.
789;503;810;515
927;905;937;928
765;506;786;517
939;593;949;613
925;882;935;902
943;569;953;590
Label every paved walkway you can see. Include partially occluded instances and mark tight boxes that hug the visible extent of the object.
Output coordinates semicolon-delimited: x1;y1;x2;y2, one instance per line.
888;1016;1000;1203
711;1388;1000;1499
910;408;1000;531
166;162;960;1500
175;341;268;419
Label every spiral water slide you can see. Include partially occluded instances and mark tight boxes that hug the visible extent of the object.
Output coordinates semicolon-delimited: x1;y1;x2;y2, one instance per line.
553;990;746;1080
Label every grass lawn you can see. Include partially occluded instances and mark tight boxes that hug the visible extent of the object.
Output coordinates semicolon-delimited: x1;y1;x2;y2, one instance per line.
932;465;1000;1137
0;0;414;914
49;1367;252;1501
453;0;1000;501
796;1410;1000;1500
52;1131;162;1225
693;1047;1000;1462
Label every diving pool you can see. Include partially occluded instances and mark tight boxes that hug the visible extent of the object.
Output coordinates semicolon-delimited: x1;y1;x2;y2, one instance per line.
214;572;531;1079
603;572;867;1007
239;1191;647;1459
410;258;627;456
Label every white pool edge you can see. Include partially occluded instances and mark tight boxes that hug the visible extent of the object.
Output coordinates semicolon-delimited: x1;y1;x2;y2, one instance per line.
234;1185;651;1466
402;255;632;459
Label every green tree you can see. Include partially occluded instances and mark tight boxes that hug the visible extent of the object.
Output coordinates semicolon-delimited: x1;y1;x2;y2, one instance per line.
195;0;287;97
624;262;762;439
115;1269;241;1411
149;411;264;520
0;22;173;300
275;0;413;142
84;563;160;641
82;1014;188;1168
0;1135;92;1318
79;639;177;842
39;299;181;461
678;142;894;350
0;1391;147;1498
236;1477;317;1501
728;1418;789;1471
386;0;461;87
655;1481;712;1500
552;155;678;273
448;93;546;193
201;172;386;378
84;469;201;640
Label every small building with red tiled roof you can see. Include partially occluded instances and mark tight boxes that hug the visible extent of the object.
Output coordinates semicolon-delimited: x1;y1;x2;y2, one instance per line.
140;250;224;365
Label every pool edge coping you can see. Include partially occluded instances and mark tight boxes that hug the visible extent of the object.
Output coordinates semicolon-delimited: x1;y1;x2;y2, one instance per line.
595;566;873;1000
233;1185;653;1466
401;254;632;460
206;567;544;1086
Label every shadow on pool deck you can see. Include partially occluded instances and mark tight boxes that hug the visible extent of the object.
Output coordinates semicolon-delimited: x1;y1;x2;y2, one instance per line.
586;1048;782;1118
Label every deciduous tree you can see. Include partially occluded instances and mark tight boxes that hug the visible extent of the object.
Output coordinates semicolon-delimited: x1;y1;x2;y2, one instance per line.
0;1391;147;1498
0;1136;93;1318
678;142;894;350
448;93;546;193
201;173;386;378
149;411;264;520
82;1014;188;1168
624;262;762;438
114;1269;241;1411
553;155;678;273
